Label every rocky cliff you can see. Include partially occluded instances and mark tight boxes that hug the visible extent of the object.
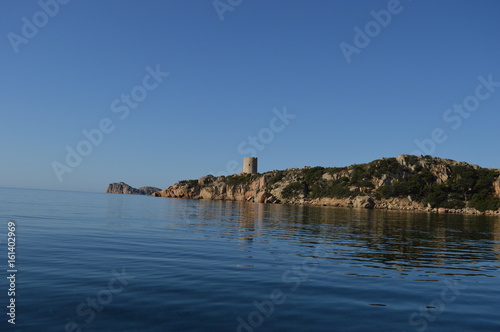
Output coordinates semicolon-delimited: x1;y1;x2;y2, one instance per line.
106;182;161;195
152;155;500;215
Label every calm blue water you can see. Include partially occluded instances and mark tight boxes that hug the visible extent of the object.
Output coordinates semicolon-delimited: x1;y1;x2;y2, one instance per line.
1;187;499;332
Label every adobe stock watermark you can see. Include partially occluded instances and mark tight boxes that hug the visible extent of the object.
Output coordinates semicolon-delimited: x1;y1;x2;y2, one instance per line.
51;64;169;182
236;246;322;332
408;278;468;332
412;74;499;156
213;0;243;22
208;106;296;176
340;0;406;64
64;269;135;332
7;0;70;54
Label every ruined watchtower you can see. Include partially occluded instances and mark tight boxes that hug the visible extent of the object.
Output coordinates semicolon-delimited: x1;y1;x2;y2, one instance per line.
243;157;258;174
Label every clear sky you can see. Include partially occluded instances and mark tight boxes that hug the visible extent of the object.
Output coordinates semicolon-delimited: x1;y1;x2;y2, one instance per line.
1;0;500;192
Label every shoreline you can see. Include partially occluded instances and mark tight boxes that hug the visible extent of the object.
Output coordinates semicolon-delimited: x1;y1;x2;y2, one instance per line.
142;154;500;218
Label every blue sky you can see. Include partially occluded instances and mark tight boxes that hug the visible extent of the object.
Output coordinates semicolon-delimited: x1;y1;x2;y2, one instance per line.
1;0;500;192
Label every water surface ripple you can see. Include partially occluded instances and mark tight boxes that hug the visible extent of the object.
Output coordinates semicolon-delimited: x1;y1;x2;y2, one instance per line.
0;188;499;331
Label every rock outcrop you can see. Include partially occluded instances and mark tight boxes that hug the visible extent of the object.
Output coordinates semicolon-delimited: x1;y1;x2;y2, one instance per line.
152;155;500;215
106;182;161;195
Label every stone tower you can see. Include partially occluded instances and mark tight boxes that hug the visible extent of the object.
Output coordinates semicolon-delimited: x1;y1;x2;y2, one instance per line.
243;157;258;174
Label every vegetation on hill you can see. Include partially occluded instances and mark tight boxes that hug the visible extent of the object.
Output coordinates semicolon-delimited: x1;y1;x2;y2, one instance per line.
294;158;500;211
158;155;500;213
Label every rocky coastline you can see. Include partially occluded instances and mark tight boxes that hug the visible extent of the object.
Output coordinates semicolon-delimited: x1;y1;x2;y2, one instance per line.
106;182;161;196
151;155;500;216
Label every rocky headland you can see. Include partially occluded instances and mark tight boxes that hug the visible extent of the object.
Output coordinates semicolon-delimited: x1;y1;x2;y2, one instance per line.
106;182;161;196
152;155;500;216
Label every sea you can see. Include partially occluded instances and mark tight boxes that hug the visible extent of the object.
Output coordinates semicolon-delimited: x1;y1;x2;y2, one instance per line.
1;187;499;332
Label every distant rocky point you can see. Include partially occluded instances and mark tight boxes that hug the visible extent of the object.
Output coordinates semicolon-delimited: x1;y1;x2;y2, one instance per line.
152;155;500;215
106;182;161;196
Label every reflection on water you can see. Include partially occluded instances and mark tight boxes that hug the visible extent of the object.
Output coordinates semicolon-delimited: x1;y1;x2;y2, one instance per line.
104;194;500;284
3;187;499;332
158;199;500;271
102;195;500;332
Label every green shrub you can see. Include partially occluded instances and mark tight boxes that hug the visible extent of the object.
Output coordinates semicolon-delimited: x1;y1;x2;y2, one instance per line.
325;167;346;175
368;158;402;177
350;165;371;187
441;200;466;209
178;180;199;189
303;167;325;183
224;174;258;186
267;171;285;188
309;179;357;199
469;193;500;211
282;182;307;199
377;168;437;200
377;184;395;199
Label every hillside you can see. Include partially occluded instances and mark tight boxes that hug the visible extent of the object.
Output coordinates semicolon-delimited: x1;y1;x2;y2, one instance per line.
152;155;500;215
106;182;161;195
